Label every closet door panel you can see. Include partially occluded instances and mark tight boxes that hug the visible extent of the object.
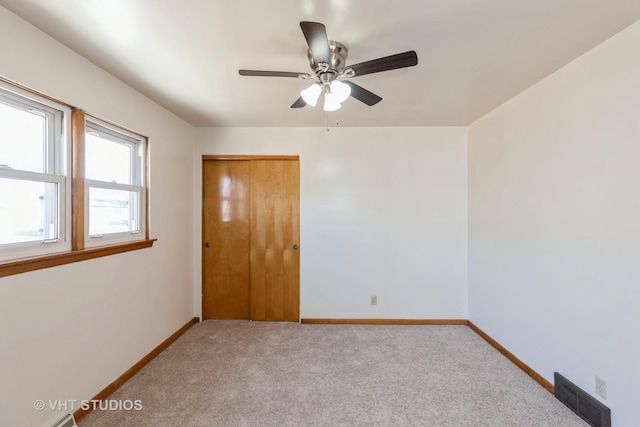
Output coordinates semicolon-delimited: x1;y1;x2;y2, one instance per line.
249;160;300;321
202;160;250;320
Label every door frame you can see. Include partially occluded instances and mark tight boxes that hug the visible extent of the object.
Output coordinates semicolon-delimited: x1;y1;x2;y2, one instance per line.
201;155;301;320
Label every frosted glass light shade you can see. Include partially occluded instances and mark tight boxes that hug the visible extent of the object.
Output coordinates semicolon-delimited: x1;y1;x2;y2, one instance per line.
323;92;341;111
329;80;351;103
300;83;322;107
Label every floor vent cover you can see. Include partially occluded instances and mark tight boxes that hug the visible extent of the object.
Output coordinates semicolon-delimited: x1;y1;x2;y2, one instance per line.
51;413;77;427
554;372;611;427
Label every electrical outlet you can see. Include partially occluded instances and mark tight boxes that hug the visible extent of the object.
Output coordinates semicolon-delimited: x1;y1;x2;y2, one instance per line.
371;295;377;305
595;376;607;399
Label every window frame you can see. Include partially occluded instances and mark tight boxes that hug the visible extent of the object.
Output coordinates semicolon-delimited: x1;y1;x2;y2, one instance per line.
0;81;72;261
83;115;147;248
0;76;154;278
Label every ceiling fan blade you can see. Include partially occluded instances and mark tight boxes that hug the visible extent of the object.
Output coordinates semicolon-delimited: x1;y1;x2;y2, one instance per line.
300;21;331;64
349;51;418;77
290;97;306;108
239;70;306;78
343;81;382;106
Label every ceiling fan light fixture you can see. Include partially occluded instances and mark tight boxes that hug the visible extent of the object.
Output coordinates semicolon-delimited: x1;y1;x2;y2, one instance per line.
239;22;418;111
329;80;351;103
323;92;341;112
300;83;322;107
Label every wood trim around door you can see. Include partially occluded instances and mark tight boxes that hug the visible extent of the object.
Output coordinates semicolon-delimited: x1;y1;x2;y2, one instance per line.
201;156;301;321
202;155;299;161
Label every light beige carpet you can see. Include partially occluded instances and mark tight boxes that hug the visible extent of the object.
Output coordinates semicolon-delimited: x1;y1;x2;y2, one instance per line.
80;321;586;426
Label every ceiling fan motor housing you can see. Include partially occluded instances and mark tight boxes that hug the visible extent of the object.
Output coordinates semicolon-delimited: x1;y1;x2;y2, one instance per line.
308;41;348;81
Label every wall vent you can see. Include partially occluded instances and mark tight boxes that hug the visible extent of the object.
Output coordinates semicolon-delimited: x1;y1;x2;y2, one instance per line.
554;372;611;427
51;413;77;427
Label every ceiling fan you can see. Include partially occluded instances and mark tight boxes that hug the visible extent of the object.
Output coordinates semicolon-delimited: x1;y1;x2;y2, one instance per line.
239;21;418;111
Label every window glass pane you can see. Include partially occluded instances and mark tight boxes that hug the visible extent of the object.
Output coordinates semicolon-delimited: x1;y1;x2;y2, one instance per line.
0;178;58;245
85;132;132;184
0;101;46;173
89;187;137;235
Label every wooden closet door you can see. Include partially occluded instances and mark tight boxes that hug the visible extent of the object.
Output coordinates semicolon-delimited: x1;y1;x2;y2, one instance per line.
249;159;300;321
202;160;250;320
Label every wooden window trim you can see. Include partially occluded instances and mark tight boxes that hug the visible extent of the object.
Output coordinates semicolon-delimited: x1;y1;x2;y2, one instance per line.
72;108;86;250
0;77;155;278
0;239;156;278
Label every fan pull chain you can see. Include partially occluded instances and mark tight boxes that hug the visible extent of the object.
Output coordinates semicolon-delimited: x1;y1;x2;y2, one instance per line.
325;112;340;132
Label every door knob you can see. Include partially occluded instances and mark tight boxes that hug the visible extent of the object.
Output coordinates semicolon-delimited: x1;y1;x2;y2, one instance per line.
293;244;299;250
205;242;211;248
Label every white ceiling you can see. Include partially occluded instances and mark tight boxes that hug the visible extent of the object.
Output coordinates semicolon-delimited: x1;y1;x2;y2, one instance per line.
1;0;639;127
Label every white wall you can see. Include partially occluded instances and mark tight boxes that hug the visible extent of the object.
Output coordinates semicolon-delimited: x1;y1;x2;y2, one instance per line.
468;21;640;427
195;127;468;320
0;7;194;427
8;2;637;425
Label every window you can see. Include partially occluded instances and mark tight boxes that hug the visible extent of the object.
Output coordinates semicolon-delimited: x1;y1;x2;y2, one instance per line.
0;77;153;277
0;82;71;261
84;117;146;246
